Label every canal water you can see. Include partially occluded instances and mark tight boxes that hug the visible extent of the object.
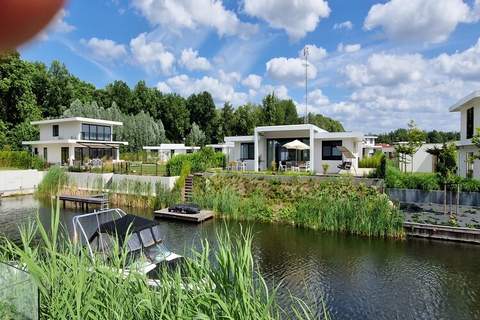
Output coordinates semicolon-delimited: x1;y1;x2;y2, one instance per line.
1;195;480;319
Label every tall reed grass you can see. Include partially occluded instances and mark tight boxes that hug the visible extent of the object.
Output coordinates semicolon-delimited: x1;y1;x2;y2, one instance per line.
193;175;405;239
0;205;315;319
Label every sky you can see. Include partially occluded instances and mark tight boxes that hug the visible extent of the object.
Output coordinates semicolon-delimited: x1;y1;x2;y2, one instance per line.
20;0;480;133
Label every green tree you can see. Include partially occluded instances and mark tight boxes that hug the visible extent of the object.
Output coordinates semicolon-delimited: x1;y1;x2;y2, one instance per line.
158;93;190;142
232;103;262;135
186;92;216;142
307;113;344;132
104;80;133;114
132;80;160;117
220;102;235;138
185;123;206;147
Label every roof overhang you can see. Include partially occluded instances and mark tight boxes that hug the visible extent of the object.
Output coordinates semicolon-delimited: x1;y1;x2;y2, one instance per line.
449;91;480;112
315;131;364;141
224;136;255;143
143;144;199;150
31;117;123;126
22;140;128;146
255;124;326;133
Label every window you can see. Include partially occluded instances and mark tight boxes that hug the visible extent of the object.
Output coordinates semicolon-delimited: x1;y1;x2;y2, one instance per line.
467;107;474;139
34;147;38;155
52;125;59;137
322;140;342;160
43;148;48;161
240;143;254;160
81;124;112;141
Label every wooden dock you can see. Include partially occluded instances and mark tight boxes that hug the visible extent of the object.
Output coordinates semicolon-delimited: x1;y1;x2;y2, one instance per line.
404;222;480;244
154;208;214;223
58;194;108;212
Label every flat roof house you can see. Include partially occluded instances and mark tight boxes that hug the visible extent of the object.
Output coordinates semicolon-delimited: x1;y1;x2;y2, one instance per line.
449;90;480;178
223;124;364;174
22;117;128;166
143;144;200;162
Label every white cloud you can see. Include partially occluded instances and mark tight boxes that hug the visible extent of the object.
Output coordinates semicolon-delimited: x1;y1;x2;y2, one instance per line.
333;21;353;30
130;33;175;74
433;38;480;81
218;70;241;84
242;74;262;89
299;44;327;63
364;0;476;44
308;89;330;107
266;57;317;84
163;74;248;105
37;9;75;40
132;0;257;38
343;53;426;87
243;0;330;40
180;48;211;71
81;38;127;61
258;84;290;100
156;82;172;93
337;43;361;53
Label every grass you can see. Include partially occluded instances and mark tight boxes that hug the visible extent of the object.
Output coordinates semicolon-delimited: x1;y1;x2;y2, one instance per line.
0;204;316;319
359;152;383;169
193;175;405;239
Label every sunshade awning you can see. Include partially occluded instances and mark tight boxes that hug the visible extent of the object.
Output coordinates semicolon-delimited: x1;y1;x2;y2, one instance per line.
336;146;356;159
282;139;310;150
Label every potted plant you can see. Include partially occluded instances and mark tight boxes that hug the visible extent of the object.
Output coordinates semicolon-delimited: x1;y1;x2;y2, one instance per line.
322;163;330;175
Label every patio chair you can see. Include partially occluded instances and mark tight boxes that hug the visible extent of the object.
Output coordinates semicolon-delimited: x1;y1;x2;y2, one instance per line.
300;161;310;172
239;161;247;171
278;161;286;171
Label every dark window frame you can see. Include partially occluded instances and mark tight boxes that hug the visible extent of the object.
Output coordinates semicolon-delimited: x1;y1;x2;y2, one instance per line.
52;125;59;137
467;107;474;139
43;147;48;161
322;140;343;161
81;124;112;141
240;143;255;160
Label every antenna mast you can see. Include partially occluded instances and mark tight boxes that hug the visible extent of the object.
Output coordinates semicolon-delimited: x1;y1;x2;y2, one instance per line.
303;46;309;124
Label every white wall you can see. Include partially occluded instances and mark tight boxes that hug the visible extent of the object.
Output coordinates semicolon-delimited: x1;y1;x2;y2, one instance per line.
0;170;46;195
459;104;480;142
401;143;441;173
39;122;81;140
35;144;73;165
314;138;360;174
112;174;178;192
457;146;480;179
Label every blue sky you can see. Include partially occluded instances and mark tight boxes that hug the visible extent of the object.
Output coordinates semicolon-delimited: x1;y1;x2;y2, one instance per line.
20;0;480;133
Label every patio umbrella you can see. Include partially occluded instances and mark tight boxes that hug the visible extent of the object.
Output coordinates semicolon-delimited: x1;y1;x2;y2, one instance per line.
282;140;310;164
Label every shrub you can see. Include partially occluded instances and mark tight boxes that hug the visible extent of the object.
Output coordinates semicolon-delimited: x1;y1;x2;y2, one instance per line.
166;147;225;176
359;151;383;168
0;150;46;170
36;166;68;198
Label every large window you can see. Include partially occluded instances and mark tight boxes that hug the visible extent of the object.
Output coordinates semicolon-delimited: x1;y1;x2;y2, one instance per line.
74;147;115;161
52;125;59;137
322;140;342;160
467;107;474;139
81;124;112;141
240;143;254;160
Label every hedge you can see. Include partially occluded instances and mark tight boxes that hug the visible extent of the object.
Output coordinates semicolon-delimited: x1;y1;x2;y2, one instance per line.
0;150;46;170
166;147;225;176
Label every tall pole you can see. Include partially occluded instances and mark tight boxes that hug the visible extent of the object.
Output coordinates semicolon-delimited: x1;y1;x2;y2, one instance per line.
303;46;309;124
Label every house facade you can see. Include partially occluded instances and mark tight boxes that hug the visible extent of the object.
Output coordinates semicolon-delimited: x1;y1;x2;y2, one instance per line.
449;90;480;178
22;117;128;165
223;124;364;174
362;135;381;157
143;144;200;162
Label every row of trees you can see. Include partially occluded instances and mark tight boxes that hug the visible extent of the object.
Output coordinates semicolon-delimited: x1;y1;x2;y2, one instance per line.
0;51;345;150
376;128;459;144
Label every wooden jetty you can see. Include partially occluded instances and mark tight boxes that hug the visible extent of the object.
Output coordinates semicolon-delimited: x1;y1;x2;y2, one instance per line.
58;194;109;212
404;222;480;244
154;208;214;223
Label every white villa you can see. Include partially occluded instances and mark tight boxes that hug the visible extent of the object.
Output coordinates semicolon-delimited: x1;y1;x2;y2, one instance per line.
143;144;200;162
223;124;364;174
22;117;128;165
450;90;480;178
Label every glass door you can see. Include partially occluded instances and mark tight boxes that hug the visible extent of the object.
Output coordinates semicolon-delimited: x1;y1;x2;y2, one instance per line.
61;147;69;165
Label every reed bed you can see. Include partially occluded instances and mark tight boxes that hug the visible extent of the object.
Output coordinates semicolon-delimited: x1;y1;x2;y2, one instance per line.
193;175;405;239
0;207;315;319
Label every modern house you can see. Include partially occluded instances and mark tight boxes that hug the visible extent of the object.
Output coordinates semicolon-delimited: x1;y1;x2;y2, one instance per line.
395;143;441;173
22;117;128;165
449;90;480;178
223;124;364;174
143;144;200;162
362;135;382;157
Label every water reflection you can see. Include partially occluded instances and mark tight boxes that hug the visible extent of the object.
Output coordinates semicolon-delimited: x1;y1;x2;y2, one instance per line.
1;196;480;319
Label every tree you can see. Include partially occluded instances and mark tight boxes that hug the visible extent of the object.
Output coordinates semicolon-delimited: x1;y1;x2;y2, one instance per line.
42;60;74;118
232;103;262;135
158;93;190;142
132;80;160;117
220;102;235;138
104;80;133;114
308;113;344;132
186;92;216;142
185;123;206;147
395;120;426;172
427;143;457;178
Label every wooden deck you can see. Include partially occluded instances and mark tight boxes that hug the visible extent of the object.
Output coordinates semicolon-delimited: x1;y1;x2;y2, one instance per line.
404;222;480;244
154;208;214;223
58;194;108;211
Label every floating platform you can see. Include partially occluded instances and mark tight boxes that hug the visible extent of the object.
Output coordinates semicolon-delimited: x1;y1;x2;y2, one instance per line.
404;222;480;244
59;194;108;211
154;208;214;223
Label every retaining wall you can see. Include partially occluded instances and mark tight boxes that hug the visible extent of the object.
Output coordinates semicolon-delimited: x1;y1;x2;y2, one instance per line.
387;188;480;207
112;174;178;192
0;170;46;195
